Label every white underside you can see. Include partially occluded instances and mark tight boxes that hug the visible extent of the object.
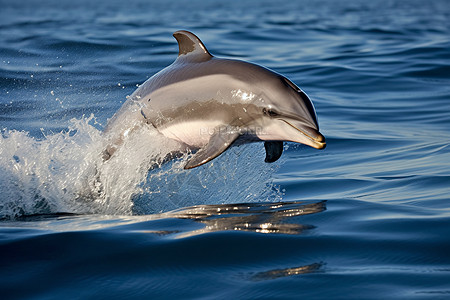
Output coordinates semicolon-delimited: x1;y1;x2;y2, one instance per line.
159;120;224;148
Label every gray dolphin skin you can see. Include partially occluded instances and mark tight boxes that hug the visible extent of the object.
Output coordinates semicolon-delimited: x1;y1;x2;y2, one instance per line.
104;30;326;169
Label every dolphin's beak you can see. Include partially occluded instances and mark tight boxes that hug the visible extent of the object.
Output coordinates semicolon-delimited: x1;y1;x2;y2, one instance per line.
282;120;326;149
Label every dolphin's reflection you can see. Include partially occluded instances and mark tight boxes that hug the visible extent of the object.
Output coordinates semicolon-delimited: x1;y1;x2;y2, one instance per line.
251;262;324;281
164;200;326;238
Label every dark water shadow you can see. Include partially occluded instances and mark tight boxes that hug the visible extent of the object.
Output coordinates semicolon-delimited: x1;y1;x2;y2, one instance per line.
9;212;79;222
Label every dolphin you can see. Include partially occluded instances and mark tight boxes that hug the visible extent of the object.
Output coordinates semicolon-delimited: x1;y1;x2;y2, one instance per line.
104;30;325;169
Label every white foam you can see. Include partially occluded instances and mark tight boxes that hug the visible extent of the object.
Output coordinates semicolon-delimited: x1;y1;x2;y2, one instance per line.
0;115;282;219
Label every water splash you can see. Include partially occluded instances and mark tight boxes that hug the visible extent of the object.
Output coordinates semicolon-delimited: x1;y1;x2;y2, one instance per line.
1;116;104;218
0;115;282;219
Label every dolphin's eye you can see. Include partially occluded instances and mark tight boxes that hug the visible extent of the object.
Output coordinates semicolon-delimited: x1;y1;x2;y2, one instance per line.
263;108;279;117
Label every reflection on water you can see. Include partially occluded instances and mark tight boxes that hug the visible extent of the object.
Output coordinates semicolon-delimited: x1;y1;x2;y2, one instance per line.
4;200;326;235
165;200;326;238
252;262;324;281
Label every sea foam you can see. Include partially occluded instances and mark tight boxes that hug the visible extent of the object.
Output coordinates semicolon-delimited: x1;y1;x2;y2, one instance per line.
0;115;281;219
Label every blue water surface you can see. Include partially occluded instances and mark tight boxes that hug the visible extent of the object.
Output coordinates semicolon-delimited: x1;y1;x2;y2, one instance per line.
1;0;450;299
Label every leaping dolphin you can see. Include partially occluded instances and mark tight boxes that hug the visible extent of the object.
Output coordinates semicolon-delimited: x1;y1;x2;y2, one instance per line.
104;30;325;169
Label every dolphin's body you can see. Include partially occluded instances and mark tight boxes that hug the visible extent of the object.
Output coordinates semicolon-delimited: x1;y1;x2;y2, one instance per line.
104;30;325;169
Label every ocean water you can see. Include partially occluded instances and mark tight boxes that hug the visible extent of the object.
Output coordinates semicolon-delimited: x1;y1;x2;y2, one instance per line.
1;0;450;298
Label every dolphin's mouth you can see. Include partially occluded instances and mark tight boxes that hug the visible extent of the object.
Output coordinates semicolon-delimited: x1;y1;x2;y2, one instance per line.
282;120;326;149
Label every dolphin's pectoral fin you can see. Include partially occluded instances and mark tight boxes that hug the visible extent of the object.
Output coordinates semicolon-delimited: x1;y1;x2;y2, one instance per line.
264;141;284;163
184;131;240;169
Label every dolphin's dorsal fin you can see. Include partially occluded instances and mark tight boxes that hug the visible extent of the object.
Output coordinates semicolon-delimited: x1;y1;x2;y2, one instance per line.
173;30;213;62
184;129;240;169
